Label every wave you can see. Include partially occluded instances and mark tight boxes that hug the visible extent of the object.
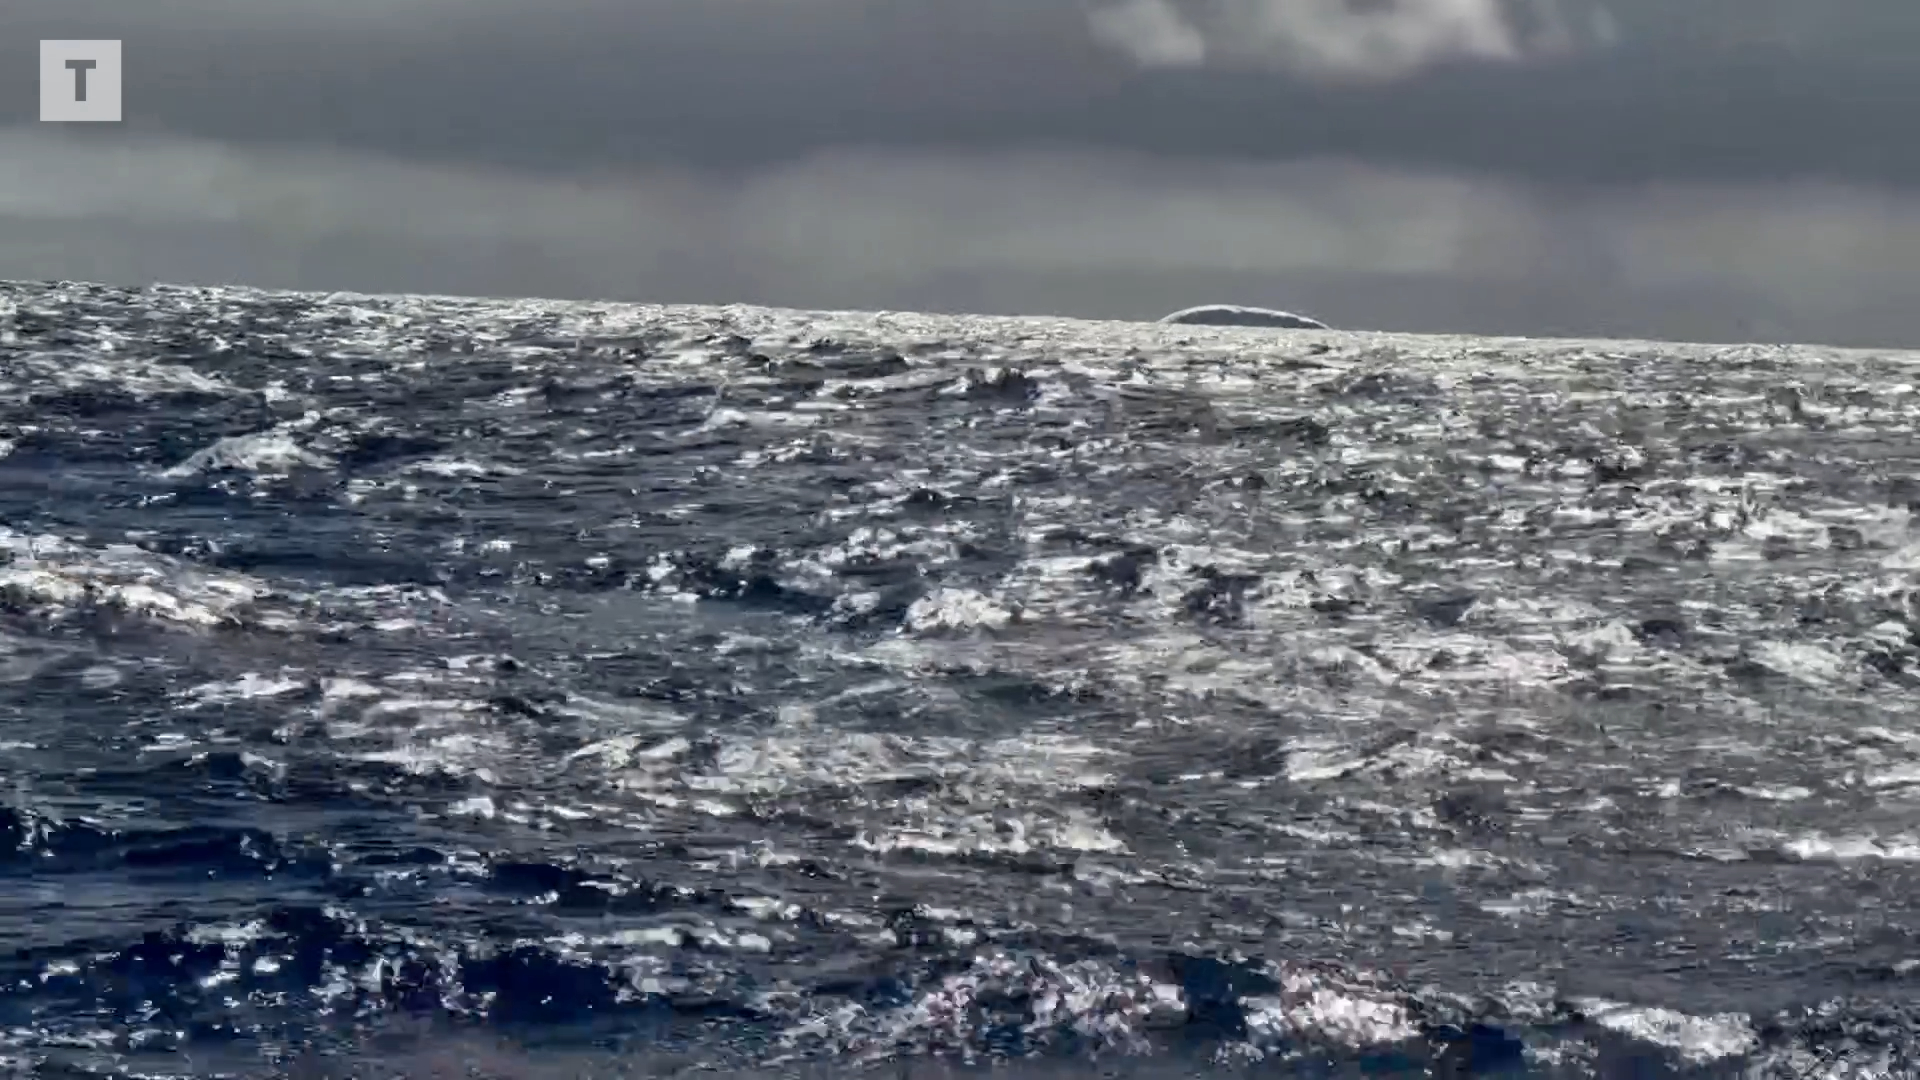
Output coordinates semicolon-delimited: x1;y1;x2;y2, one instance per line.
1156;304;1331;330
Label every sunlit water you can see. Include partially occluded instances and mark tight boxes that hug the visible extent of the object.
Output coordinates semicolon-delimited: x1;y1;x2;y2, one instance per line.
3;279;1920;1077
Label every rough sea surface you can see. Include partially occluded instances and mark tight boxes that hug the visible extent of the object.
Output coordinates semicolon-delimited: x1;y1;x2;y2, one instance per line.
3;279;1920;1078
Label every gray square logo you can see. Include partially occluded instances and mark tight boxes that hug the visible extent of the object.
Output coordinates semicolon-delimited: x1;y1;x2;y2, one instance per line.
40;40;123;123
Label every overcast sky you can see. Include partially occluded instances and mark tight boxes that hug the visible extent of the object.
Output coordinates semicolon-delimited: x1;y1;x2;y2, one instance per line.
4;0;1919;346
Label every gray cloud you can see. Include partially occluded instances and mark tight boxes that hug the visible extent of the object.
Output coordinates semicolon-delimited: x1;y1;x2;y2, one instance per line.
5;0;1920;186
5;127;1920;347
1086;0;1618;81
6;0;1920;347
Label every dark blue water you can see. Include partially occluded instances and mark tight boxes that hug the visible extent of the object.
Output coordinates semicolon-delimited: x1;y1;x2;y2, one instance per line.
3;279;1920;1077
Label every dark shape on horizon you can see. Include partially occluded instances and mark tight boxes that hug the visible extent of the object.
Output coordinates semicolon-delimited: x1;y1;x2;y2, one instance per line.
1158;304;1331;330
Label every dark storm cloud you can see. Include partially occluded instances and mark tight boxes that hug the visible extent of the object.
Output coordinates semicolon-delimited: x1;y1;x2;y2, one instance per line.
4;0;1920;347
3;0;1919;186
9;127;1920;348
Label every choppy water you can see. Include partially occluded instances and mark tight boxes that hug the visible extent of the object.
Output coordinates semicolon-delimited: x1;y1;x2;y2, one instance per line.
3;279;1920;1077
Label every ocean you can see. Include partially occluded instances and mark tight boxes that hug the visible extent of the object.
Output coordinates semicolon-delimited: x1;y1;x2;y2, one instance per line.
2;278;1919;1077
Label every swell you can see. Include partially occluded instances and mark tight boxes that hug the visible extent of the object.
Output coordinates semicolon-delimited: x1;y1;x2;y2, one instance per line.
5;279;1920;1077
